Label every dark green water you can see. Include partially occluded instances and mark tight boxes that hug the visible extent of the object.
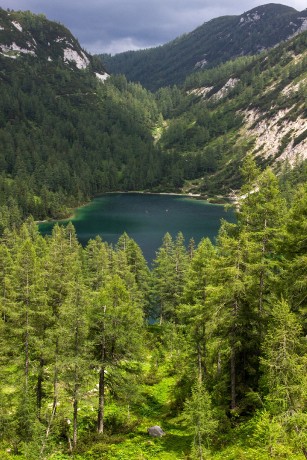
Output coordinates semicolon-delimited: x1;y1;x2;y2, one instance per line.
39;193;235;262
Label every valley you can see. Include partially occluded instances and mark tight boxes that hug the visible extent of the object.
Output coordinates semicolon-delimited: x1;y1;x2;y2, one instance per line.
0;4;306;460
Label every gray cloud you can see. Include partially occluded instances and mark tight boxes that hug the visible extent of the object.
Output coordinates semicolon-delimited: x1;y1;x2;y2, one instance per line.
2;1;306;54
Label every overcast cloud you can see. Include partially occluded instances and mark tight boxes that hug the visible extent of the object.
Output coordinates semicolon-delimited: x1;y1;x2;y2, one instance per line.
1;1;306;54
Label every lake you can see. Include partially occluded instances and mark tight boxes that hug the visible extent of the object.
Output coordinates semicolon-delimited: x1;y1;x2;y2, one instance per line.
39;193;235;262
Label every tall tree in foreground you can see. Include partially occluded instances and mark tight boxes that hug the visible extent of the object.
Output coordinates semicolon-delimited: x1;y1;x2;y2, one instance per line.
180;238;216;383
184;381;218;460
11;237;44;442
260;299;307;458
40;224;80;452
206;221;247;413
283;183;307;333
90;274;144;434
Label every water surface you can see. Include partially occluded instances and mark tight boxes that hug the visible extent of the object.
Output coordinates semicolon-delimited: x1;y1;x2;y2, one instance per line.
39;193;235;262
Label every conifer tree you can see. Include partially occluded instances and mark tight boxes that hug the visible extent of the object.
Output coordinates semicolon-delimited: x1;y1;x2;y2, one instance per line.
180;238;216;382
59;275;89;449
152;232;189;323
11;237;44;441
207;221;247;412
90;274;144;434
184;381;218;460
283;184;307;333
261;299;307;458
83;236;110;291
41;224;81;447
116;233;151;302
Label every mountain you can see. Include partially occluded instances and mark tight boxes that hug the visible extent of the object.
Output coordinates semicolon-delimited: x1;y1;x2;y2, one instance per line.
101;3;307;91
0;8;108;79
154;30;307;195
0;8;166;227
0;7;306;227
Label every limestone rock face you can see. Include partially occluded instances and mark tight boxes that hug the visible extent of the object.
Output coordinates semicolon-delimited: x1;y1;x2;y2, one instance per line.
147;426;165;437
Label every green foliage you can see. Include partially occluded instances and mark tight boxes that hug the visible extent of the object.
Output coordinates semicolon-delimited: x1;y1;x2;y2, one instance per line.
0;8;307;459
102;4;304;91
0;49;164;222
183;382;218;458
1;8;306;215
1;166;307;458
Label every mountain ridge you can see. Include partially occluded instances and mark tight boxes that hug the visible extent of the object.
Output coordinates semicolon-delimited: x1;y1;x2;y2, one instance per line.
0;7;306;224
0;8;108;79
101;3;307;90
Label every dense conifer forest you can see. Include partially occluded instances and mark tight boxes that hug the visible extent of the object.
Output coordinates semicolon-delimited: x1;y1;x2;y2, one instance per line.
0;7;307;460
1;158;307;459
1;19;306;230
101;4;307;90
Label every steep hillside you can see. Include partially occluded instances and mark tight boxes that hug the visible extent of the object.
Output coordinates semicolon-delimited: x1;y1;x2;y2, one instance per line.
102;3;307;90
155;30;307;195
0;8;306;228
0;9;168;228
0;8;108;78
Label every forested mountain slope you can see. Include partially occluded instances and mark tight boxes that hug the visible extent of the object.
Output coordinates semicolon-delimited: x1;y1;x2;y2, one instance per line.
0;8;306;230
155;30;307;195
0;8;307;460
101;3;307;90
0;9;167;227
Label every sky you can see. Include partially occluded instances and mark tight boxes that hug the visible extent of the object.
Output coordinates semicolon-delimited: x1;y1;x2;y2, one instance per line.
1;1;306;54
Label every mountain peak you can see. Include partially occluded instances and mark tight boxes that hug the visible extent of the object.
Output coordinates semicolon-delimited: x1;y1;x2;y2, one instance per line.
0;8;108;78
0;9;87;67
103;3;307;90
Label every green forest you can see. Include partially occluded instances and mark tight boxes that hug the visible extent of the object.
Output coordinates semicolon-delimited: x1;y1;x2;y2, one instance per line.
101;4;307;90
1;158;307;459
1;23;306;232
0;7;307;460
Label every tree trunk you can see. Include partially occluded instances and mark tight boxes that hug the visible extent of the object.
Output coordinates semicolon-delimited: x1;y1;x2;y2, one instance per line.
97;366;105;434
197;422;203;460
73;396;78;448
197;342;203;384
25;272;30;392
231;298;238;410
230;346;236;410
98;307;106;434
40;373;58;458
259;218;267;315
37;356;44;415
25;309;29;391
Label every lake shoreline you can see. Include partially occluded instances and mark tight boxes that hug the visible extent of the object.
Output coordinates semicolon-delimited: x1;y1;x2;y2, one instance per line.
39;193;235;261
37;190;234;224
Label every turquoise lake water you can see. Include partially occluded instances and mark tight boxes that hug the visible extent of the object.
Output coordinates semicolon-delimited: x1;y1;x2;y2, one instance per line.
39;193;235;262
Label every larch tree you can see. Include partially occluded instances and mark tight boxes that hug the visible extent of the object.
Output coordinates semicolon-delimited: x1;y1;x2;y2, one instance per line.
90;273;144;434
180;238;216;383
261;299;307;458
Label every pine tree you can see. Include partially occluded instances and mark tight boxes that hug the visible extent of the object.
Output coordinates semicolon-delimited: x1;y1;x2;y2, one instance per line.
151;232;189;323
90;274;144;434
59;274;89;450
261;299;307;414
183;381;218;460
116;233;151;312
40;223;81;449
261;299;307;458
180;238;216;383
206;221;247;412
283;184;307;333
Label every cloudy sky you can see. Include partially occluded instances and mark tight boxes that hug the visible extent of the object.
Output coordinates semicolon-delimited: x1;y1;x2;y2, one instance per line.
2;1;306;54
